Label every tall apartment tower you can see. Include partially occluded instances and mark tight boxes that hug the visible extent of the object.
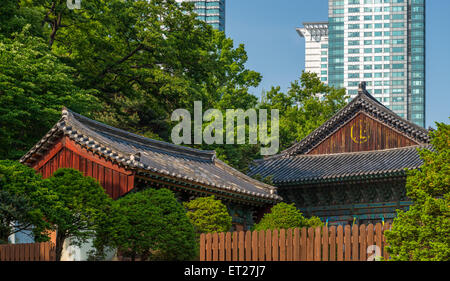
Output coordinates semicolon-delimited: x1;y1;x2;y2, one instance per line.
329;0;426;127
296;22;329;84
299;0;426;127
177;0;226;32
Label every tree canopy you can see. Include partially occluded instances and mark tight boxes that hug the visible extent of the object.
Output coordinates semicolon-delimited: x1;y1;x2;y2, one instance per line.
44;168;113;261
0;160;54;244
183;196;232;234
385;122;450;261
94;188;197;261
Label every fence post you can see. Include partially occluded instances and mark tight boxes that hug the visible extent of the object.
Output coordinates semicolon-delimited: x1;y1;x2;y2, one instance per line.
225;232;232;262
337;225;344;261
272;229;279;261
279;229;286;261
359;224;367;261
286;229;293;261
383;223;390;261
245;231;252;261
329;226;336;261
258;230;265;261
322;226;329;261
300;227;307;261
205;233;212;261
199;233;205;261
314;227;321;261
293;228;300;261
219;232;225;261
366;224;374;262
212;233;219;261
237;231;244;261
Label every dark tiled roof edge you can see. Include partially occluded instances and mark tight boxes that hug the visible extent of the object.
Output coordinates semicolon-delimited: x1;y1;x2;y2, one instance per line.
20;108;282;202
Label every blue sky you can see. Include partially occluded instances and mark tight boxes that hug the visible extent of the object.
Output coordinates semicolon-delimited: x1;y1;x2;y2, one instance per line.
226;0;450;128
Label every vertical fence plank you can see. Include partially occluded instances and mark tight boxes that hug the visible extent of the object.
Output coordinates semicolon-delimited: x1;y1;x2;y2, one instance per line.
258;230;265;261
367;224;374;261
375;223;382;261
286;229;293;261
245;231;252;261
359;224;367;261
24;244;30;262
329;226;336;261
0;245;4;261
272;229;279;261
383;223;390;261
234;232;240;261
352;224;359;261
206;233;212;261
344;225;351;261
43;242;49;261
252;231;258;261
279;229;286;261
322;226;329;261
307;227;314;261
225;232;232;262
265;230;272;262
300;228;307;261
212;233;219;261
199;233;206;261
34;243;40;261
15;243;20;261
293;228;300;261
219;233;225;261
238;231;244;261
337;225;344;261
314;227;321;261
51;243;56;261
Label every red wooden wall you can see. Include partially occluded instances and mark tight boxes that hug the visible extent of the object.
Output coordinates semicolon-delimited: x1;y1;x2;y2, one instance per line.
308;113;419;155
32;137;135;200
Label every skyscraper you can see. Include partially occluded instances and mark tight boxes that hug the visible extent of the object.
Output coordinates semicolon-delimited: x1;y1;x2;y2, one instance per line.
296;22;329;84
299;0;426;127
177;0;226;32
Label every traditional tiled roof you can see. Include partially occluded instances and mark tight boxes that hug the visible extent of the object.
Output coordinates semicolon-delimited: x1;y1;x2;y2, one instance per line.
248;145;428;185
276;83;430;158
20;108;281;202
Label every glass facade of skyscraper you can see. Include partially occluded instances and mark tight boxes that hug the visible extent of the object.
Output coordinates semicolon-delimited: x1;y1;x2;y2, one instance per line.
300;0;426;127
179;0;226;32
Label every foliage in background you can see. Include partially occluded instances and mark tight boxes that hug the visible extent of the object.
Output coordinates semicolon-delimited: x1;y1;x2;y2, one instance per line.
44;168;113;261
253;203;323;231
0;160;54;244
0;28;99;160
93;188;197;261
385;122;450;261
183;196;232;234
259;71;348;151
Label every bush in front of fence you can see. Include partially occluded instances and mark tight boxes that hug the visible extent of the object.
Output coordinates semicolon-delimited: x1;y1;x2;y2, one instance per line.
252;202;323;231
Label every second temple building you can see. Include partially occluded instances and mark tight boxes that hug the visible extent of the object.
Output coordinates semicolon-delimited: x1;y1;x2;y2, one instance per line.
249;83;430;226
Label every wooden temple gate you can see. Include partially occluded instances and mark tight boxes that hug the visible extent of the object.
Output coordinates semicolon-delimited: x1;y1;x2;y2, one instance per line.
200;223;391;261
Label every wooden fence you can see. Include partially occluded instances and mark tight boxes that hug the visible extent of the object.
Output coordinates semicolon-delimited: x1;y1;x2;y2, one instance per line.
0;242;56;261
199;223;391;261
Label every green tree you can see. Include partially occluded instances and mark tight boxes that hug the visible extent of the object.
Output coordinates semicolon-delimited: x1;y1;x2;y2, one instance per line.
0;28;99;160
94;188;197;261
0;160;54;244
183;196;232;234
253;203;323;231
44;168;113;261
385;122;450;261
259;71;348;151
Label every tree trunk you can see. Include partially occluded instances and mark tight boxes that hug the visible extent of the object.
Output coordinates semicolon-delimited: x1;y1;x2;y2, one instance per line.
55;231;66;261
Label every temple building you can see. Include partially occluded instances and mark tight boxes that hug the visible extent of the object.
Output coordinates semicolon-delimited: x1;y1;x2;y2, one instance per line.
249;82;430;226
20;108;281;231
